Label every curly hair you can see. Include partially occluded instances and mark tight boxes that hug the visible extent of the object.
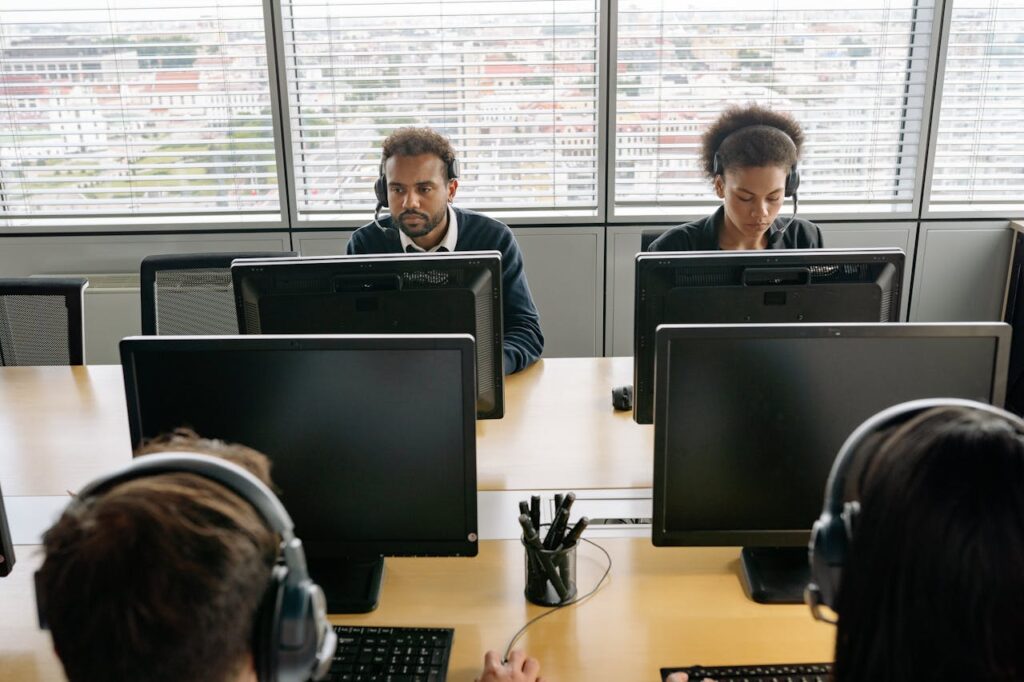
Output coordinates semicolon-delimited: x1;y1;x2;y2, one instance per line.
700;104;804;179
382;127;458;181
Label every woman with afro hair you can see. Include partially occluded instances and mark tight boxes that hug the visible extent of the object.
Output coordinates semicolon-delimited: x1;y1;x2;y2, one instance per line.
649;104;823;251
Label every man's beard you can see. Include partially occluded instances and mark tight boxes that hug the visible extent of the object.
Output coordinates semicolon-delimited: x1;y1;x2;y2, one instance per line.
397;207;446;238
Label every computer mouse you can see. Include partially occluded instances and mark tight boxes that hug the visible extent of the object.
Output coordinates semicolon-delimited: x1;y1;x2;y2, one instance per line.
611;384;633;411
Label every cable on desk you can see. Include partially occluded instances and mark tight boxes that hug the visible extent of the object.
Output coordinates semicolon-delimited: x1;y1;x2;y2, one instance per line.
502;537;613;662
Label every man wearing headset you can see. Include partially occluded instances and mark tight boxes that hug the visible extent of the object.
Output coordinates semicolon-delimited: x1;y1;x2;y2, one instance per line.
649;104;823;252
35;430;335;682
346;127;544;375
34;430;542;682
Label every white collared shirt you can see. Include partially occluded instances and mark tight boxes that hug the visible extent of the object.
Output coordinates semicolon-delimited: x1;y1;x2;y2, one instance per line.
399;205;458;253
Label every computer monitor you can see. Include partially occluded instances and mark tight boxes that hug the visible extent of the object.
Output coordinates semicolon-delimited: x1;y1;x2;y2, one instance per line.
231;252;504;419
633;248;905;423
0;480;14;577
1002;227;1024;414
120;334;478;613
652;322;1010;604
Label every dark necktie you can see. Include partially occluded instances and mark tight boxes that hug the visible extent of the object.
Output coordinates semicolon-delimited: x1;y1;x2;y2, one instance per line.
406;245;449;253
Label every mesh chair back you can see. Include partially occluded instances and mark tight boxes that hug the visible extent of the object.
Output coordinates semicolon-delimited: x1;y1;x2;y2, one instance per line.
140;252;297;335
0;278;87;366
641;229;666;252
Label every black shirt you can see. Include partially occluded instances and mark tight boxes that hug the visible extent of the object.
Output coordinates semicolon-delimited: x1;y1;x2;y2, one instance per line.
648;206;824;251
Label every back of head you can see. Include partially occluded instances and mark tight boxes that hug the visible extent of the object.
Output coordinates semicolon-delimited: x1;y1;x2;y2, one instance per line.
38;432;277;682
834;407;1024;681
701;104;803;179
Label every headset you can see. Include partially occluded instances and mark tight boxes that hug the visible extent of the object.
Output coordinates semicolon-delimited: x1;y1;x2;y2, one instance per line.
712;123;800;236
34;453;337;682
805;398;1024;624
373;155;460;232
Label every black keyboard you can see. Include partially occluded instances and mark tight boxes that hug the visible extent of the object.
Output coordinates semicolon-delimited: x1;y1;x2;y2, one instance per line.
323;625;453;682
660;663;832;681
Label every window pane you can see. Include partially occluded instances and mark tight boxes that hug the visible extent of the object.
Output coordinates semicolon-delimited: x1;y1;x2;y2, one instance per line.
928;0;1024;213
615;0;933;216
281;0;601;221
0;0;279;227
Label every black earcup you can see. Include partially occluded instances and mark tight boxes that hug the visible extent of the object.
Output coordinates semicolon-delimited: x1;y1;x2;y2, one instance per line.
785;163;800;198
253;565;287;682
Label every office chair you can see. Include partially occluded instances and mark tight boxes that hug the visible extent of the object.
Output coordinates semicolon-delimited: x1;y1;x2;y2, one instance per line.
140;252;297;336
640;229;666;252
0;278;87;366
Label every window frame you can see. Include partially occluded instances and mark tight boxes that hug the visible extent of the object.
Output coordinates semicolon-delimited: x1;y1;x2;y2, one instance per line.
270;0;611;229
605;0;947;224
0;0;1019;236
920;0;1024;219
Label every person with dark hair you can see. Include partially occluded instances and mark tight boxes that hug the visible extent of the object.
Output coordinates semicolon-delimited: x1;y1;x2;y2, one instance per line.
347;127;544;374
649;104;823;251
36;428;544;682
36;432;280;682
668;401;1024;681
824;404;1024;681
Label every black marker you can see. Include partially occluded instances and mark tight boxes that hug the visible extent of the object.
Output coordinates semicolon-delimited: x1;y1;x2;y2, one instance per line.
519;500;530;519
530;495;541;531
544;506;570;550
560;492;576;516
561;517;589;549
554;493;564;512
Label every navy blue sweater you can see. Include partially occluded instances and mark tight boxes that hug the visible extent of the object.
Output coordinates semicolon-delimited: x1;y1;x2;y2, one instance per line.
347;207;544;374
649;206;824;251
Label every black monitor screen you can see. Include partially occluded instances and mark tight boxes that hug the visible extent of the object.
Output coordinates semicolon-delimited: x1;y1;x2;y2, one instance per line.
633;248;906;423
0;481;14;577
121;335;478;559
652;323;1010;547
232;253;504;419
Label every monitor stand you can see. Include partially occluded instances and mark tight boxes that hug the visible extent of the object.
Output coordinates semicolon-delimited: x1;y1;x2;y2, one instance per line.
308;555;385;613
739;547;809;604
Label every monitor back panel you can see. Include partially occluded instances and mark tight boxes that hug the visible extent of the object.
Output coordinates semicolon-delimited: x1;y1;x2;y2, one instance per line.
233;253;503;419
633;249;905;423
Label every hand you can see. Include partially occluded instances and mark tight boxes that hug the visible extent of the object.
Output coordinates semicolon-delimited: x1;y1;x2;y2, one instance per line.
475;649;544;682
666;674;716;682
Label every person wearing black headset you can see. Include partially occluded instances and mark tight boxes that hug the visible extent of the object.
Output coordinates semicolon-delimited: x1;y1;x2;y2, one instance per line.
670;398;1024;681
346;127;544;375
34;429;544;682
648;104;823;252
34;431;336;682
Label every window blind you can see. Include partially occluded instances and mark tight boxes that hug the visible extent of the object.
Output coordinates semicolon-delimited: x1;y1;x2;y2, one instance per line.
279;0;601;221
615;0;934;216
927;0;1024;213
0;0;278;227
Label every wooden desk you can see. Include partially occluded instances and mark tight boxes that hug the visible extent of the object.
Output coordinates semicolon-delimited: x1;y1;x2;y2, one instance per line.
0;365;132;496
0;358;652;497
0;359;832;681
477;357;652;491
0;539;835;682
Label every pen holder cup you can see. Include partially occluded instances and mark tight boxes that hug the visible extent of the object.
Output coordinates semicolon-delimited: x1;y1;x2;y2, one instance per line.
521;534;578;606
